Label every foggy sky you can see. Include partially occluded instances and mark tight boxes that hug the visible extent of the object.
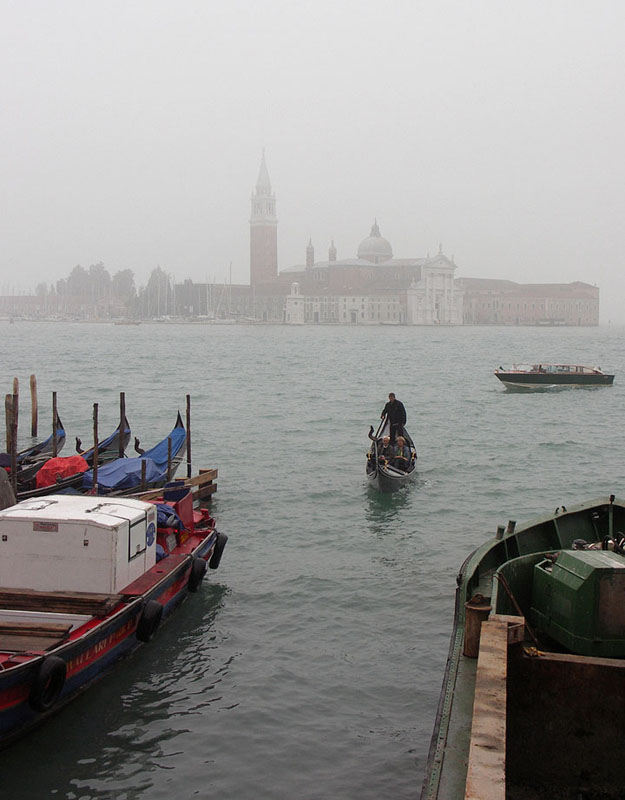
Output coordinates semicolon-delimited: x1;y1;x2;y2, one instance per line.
2;0;624;321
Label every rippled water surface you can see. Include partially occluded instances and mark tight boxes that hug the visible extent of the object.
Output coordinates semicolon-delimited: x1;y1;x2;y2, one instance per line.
1;321;624;799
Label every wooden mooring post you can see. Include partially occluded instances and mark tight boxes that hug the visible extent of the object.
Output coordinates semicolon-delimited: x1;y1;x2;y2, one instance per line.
5;394;12;454
5;394;18;496
119;392;126;458
30;374;37;437
12;379;18;442
52;392;58;458
186;394;192;479
92;403;99;489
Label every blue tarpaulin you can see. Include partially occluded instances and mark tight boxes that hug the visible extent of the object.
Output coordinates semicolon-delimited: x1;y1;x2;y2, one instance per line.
82;420;186;491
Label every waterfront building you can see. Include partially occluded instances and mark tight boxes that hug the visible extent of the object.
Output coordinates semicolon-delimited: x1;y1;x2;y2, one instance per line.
457;278;599;326
283;232;462;325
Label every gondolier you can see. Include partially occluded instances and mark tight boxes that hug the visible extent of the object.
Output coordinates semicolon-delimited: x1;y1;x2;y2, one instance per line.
381;393;406;443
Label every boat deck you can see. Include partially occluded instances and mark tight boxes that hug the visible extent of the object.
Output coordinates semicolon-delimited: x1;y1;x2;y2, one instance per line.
0;621;72;653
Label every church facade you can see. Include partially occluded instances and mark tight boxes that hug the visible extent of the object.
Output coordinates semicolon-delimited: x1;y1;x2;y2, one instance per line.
282;232;461;325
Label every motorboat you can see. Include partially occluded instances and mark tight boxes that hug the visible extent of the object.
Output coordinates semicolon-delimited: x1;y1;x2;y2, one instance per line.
495;363;614;389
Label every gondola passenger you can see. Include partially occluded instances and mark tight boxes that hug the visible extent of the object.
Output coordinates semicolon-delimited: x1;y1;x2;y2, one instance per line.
378;436;394;463
392;436;411;471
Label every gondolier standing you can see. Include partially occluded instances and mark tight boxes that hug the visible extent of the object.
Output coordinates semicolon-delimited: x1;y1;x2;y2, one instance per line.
381;392;406;443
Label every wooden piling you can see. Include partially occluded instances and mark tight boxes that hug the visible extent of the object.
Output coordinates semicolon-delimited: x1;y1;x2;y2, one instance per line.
30;375;37;437
6;395;17;496
119;392;126;458
92;403;99;489
167;436;172;482
12;379;18;439
186;394;191;479
5;394;12;453
140;459;146;490
52;392;58;458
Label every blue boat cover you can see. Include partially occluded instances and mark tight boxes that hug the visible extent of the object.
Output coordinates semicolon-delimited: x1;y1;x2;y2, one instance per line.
82;423;186;491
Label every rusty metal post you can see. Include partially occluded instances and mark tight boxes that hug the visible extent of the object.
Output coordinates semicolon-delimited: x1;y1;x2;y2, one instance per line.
463;593;492;658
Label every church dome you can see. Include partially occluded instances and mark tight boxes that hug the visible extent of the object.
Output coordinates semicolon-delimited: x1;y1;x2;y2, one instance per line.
357;221;393;263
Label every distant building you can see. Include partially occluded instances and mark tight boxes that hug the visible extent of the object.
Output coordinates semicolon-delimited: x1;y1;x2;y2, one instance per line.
456;278;599;326
250;151;278;287
176;155;600;327
282;229;462;325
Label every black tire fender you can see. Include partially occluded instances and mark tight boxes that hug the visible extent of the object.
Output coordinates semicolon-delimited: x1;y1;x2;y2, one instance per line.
209;531;228;570
136;599;163;643
29;655;66;713
188;556;207;593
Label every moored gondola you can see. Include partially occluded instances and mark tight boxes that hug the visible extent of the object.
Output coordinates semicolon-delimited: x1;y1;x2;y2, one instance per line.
9;416;67;487
82;412;187;494
17;417;132;500
16;417;66;463
366;417;417;491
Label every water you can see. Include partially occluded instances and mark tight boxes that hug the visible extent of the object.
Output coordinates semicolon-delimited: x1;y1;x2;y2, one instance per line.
1;321;624;799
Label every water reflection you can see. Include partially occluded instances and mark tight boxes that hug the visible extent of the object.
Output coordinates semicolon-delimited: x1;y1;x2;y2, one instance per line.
365;480;415;535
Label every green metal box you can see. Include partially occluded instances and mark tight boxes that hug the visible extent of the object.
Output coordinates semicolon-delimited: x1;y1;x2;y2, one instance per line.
530;550;625;657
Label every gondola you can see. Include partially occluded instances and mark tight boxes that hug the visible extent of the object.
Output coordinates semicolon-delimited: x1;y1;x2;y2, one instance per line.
82;413;187;494
9;416;67;487
15;415;66;464
74;415;131;466
366;416;417;491
16;417;132;500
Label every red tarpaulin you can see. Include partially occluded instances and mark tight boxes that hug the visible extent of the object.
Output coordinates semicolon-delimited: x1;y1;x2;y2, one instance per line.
36;455;89;489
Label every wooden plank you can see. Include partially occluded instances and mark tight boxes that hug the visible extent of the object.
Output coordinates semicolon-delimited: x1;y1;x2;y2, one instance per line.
197;468;218;482
132;469;218;502
490;613;525;644
0;588;121;617
0;634;69;652
465;619;508;800
0;621;71;637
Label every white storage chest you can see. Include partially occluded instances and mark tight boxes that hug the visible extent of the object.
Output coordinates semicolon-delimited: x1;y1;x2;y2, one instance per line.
0;495;157;594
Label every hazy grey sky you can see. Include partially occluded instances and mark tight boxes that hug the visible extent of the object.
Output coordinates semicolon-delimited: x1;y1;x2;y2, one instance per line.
2;0;624;320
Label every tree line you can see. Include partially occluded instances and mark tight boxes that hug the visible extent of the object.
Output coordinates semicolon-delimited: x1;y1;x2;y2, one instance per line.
35;264;176;318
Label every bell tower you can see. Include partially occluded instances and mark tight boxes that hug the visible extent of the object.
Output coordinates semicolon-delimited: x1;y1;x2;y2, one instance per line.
250;151;278;285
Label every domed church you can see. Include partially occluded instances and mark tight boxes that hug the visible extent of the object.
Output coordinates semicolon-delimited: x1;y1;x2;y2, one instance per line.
280;220;463;325
356;221;393;263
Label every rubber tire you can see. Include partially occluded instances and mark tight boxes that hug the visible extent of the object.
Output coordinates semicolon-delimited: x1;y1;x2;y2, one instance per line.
136;600;163;643
29;656;66;713
209;531;228;570
188;557;207;593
